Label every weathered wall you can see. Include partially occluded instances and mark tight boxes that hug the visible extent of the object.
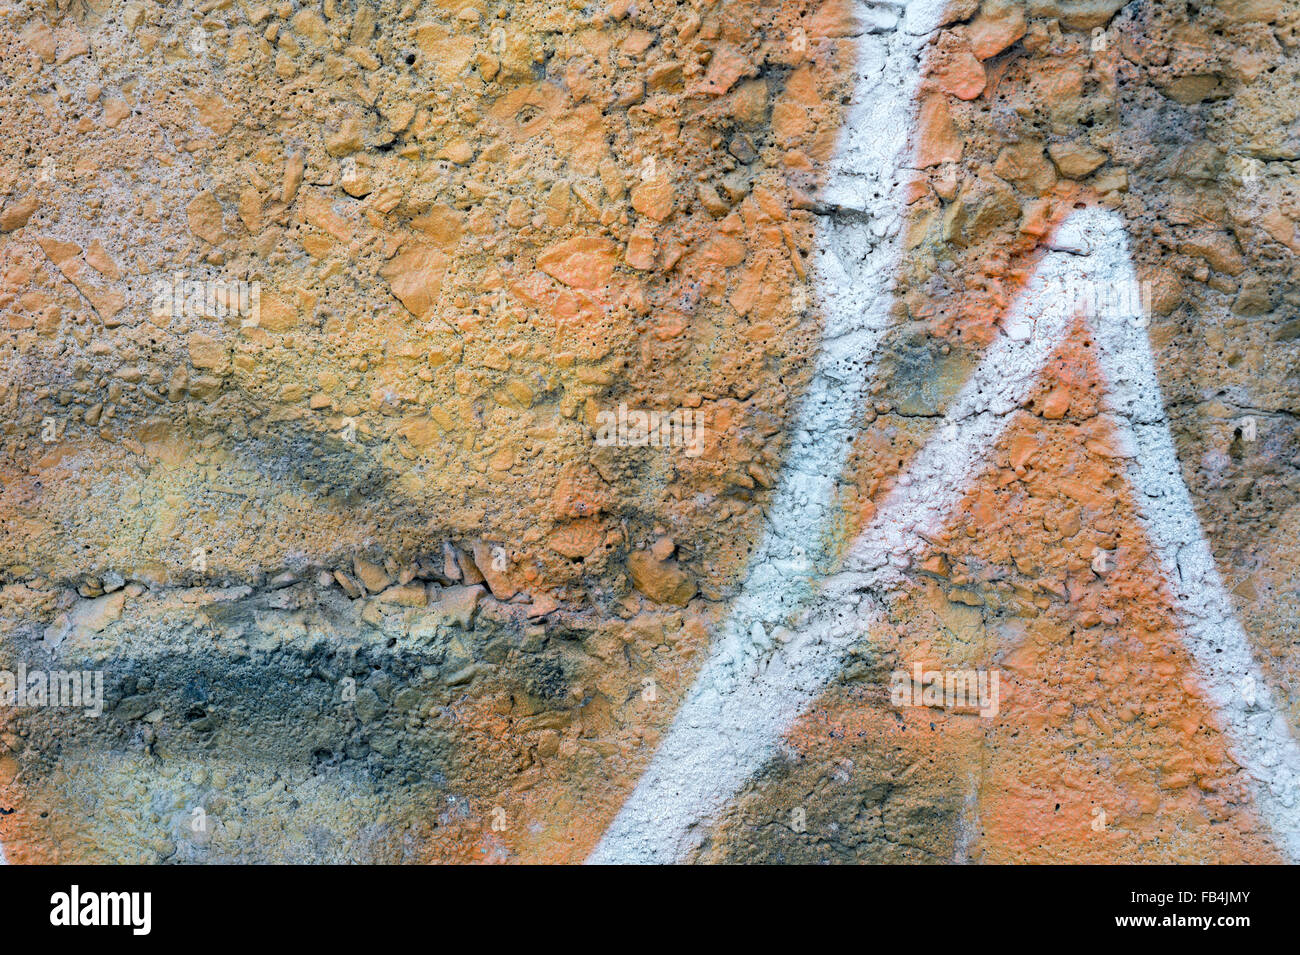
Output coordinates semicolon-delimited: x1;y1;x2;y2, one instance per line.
0;0;1297;863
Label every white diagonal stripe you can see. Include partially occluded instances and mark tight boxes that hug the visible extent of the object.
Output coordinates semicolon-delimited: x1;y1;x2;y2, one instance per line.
590;206;1300;863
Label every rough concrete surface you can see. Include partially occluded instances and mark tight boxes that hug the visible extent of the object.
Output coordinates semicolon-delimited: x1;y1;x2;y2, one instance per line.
0;0;1298;863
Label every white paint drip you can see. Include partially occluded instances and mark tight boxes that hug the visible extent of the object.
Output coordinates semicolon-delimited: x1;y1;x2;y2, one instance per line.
590;202;1300;863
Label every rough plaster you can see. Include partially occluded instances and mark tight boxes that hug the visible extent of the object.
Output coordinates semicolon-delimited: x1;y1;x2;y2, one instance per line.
2;0;1298;863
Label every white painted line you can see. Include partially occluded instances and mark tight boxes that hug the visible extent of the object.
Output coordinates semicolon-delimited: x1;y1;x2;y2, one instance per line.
589;0;950;864
590;206;1300;863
